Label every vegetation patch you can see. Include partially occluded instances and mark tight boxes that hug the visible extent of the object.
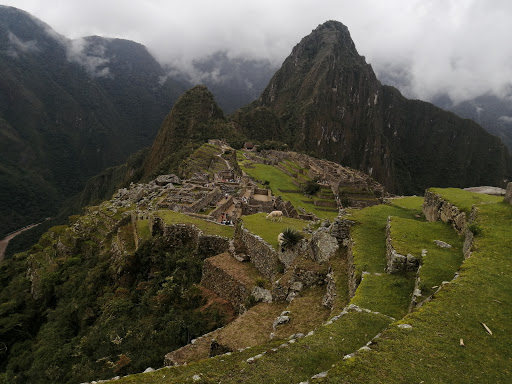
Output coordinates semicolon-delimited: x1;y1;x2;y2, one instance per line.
347;202;423;278
109;311;392;384
350;272;416;320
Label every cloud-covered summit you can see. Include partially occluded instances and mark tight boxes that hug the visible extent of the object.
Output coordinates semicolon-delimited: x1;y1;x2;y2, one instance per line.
2;1;512;106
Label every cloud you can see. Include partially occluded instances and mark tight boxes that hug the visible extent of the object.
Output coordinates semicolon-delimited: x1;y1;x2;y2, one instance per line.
498;116;512;123
66;38;111;78
8;31;39;54
3;0;512;105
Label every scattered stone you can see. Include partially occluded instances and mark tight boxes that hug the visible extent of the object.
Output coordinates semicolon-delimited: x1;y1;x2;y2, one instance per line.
290;281;304;291
273;315;290;328
192;374;202;381
143;367;155;373
358;346;371;352
434;240;452;249
397;324;413;330
311;371;328;379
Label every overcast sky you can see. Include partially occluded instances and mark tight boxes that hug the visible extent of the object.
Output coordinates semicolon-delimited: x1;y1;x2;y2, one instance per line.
3;0;512;104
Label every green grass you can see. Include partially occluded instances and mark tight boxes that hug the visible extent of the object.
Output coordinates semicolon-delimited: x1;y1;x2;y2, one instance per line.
388;196;424;212
429;188;503;213
156;210;234;238
242;213;309;249
318;199;512;384
240;163;337;219
351;272;416;319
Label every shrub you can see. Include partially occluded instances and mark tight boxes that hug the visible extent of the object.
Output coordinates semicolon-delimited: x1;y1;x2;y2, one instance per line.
280;227;304;249
303;180;320;195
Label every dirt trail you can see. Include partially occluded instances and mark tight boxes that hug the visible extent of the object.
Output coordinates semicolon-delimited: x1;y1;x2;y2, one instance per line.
0;222;43;262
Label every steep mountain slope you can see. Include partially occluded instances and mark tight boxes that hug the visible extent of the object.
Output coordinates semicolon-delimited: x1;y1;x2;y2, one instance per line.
235;21;512;194
0;6;188;237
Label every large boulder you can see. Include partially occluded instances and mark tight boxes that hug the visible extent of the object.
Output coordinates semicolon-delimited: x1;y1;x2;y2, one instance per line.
309;229;339;263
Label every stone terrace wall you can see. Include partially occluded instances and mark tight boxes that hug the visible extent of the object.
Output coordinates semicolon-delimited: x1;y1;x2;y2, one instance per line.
150;216;230;258
422;190;478;259
234;223;280;280
423;190;467;234
201;255;251;313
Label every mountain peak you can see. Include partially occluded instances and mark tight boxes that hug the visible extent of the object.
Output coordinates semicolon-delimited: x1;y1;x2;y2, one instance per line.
240;21;512;194
143;85;227;178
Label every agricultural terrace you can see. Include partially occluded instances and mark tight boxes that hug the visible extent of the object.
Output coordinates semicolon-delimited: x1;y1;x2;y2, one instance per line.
239;161;338;220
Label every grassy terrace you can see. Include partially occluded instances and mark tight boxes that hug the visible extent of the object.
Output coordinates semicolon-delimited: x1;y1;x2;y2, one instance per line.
317;193;512;383
240;162;337;219
242;212;309;249
429;187;503;213
389;216;464;301
155;210;234;238
346;197;424;320
347;196;423;276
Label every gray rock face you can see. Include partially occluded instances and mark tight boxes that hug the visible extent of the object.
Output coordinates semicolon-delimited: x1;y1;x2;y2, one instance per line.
251;286;273;303
309;229;338;263
505;182;512;204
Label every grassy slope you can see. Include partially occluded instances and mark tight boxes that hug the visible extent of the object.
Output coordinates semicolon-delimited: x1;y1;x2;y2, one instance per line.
429;188;503;213
318;194;512;383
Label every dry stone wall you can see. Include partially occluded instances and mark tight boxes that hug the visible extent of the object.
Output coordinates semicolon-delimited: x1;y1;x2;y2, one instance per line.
234;223;280;280
201;256;251;313
149;216;230;259
423;190;467;234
